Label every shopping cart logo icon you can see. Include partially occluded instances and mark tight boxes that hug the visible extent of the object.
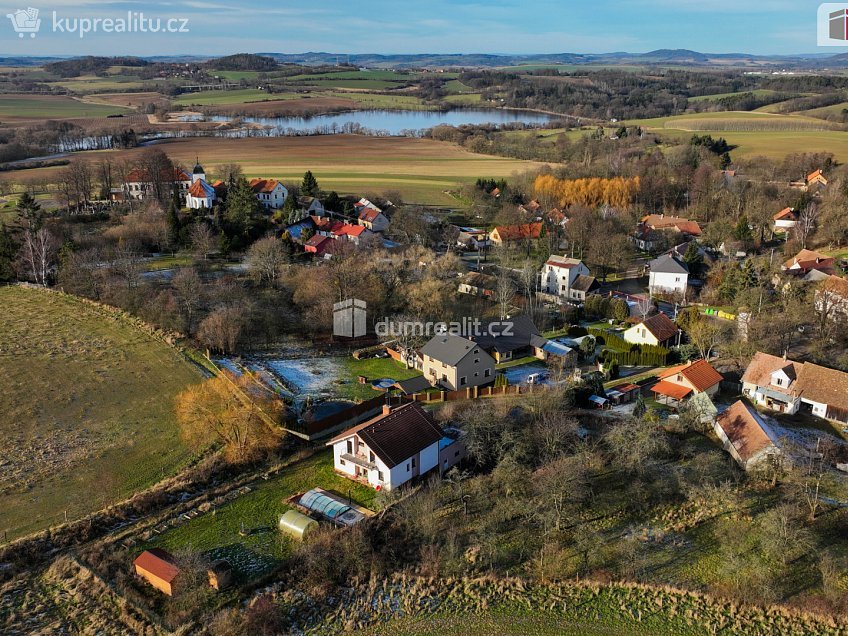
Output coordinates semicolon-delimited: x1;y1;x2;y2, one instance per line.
7;7;41;38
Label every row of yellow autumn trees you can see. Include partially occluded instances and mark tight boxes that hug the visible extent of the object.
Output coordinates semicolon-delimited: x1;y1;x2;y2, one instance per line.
534;175;640;209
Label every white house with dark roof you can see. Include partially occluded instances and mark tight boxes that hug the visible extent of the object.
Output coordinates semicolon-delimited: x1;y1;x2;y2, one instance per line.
541;256;595;301
420;334;496;391
648;253;689;298
327;402;464;491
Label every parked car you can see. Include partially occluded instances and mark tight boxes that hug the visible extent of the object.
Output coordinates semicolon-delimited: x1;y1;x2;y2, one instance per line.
526;371;549;385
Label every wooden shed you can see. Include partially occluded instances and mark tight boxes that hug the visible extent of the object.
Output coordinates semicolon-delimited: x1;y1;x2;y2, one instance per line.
133;548;180;596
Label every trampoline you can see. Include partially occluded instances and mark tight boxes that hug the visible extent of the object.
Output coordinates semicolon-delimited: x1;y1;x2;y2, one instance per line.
370;377;396;390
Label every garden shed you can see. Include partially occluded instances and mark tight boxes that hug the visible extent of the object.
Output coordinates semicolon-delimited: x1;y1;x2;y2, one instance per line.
278;510;318;540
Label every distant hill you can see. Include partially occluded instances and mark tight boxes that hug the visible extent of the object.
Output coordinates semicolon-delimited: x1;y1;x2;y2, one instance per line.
44;56;148;78
207;53;278;71
638;49;710;63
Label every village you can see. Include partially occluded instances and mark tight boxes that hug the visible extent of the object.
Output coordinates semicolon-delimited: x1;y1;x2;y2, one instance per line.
62;153;847;615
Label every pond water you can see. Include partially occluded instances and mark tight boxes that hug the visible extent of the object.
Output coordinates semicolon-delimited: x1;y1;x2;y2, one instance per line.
189;108;557;136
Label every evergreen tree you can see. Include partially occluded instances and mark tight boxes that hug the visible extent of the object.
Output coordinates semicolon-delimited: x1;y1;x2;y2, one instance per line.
16;192;42;230
301;170;319;197
166;198;182;247
0;223;15;282
223;178;267;250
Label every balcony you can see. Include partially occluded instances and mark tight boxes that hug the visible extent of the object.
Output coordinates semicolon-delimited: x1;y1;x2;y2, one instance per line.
340;453;377;471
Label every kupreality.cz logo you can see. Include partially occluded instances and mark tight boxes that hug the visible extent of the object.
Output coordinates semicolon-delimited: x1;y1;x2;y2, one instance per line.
819;4;848;45
6;6;190;40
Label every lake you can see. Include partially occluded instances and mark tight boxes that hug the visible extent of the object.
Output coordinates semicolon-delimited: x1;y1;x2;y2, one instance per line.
193;108;557;136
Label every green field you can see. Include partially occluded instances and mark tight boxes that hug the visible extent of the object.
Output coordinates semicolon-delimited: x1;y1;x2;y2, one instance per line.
0;94;132;119
0;286;203;541
143;450;376;581
173;89;299;106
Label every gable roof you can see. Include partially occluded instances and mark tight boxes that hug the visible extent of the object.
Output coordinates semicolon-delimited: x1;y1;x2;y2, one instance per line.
473;314;543;354
822;275;848;299
545;255;583;269
658;359;723;392
570;274;598;293
795;362;848;413
741;352;802;395
638;312;677;343
492;222;543;241
249;178;284;194
807;169;826;183
334;224;369;238
715;400;780;464
650;253;689;275
328;403;444;469
640;214;702;236
773;207;797;221
134;549;180;583
358;208;385;223
783;249;834;272
420;334;484;367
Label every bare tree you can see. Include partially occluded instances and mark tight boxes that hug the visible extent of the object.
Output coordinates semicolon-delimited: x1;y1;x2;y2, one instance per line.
173;267;203;333
794;202;820;249
246;236;287;287
190;221;217;261
17;227;59;286
495;269;516;320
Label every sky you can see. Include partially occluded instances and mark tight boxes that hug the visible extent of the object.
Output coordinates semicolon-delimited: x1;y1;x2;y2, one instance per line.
0;0;838;57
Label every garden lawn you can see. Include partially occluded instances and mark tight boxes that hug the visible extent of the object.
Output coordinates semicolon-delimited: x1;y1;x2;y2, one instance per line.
338;357;421;401
143;450;376;581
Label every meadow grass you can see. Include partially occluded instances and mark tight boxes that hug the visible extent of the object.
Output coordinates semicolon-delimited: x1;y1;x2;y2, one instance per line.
0;286;203;541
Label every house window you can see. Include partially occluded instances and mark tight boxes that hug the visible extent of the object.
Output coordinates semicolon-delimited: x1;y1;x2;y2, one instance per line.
485;369;491;377
340;459;346;466
378;470;384;481
775;378;783;386
406;463;410;472
474;372;479;377
412;457;416;469
369;451;375;463
460;376;467;386
474;358;479;364
474;349;479;354
346;440;353;454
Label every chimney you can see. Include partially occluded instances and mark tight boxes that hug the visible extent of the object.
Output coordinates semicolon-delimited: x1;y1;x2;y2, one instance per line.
382;403;393;416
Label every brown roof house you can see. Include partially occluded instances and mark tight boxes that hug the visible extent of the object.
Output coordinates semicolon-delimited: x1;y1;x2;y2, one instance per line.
713;400;781;471
773;207;798;232
782;249;835;277
651;359;723;407
623;312;678;347
490;222;543;245
742;352;848;425
327;402;464;491
133;548;181;596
